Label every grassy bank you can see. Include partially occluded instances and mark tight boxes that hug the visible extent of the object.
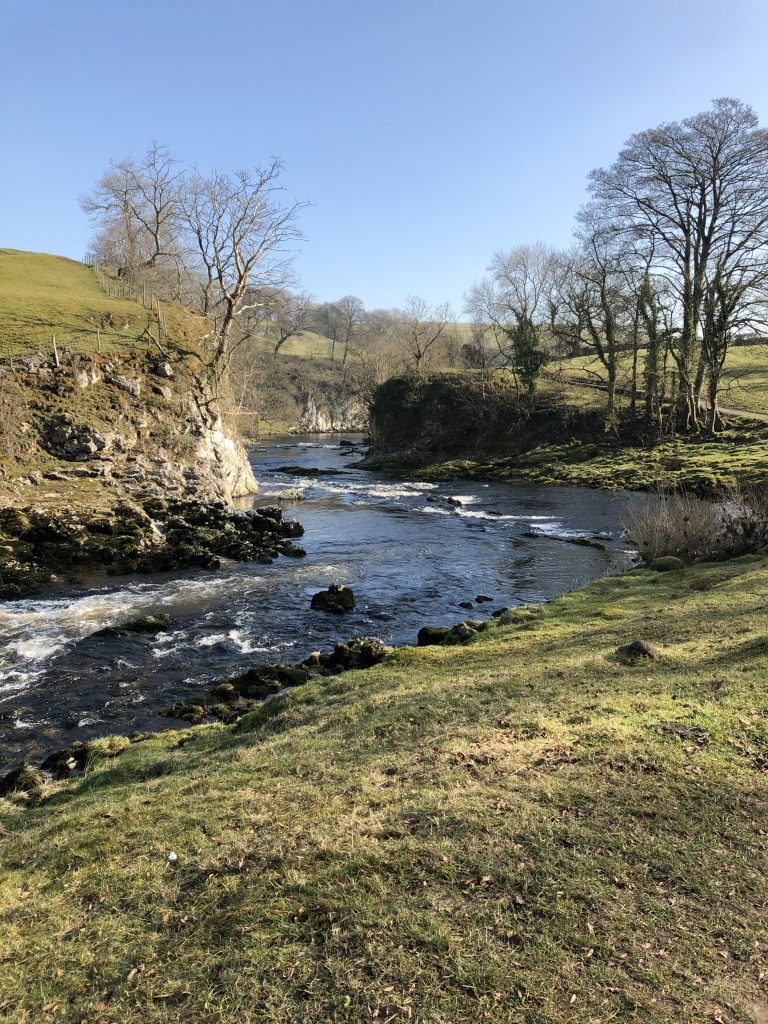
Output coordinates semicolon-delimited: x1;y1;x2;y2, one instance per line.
2;556;768;1022
366;375;768;493
370;420;768;493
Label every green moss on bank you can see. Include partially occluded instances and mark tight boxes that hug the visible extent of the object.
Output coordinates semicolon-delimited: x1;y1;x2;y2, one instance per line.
2;557;768;1022
366;375;768;493
373;423;768;493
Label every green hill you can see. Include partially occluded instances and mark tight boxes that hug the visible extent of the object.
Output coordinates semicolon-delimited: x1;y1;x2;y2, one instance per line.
2;556;768;1022
0;249;204;357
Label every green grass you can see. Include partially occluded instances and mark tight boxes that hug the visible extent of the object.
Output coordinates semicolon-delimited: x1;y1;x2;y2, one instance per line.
562;345;768;417
0;250;159;356
391;421;768;494
2;557;768;1022
0;250;207;359
253;330;337;360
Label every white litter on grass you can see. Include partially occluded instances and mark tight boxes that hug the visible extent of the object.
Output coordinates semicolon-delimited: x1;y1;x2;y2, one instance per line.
167;851;178;863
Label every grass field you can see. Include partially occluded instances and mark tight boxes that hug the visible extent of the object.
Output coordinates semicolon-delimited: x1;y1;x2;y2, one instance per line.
0;250;206;359
563;345;768;417
2;556;768;1023
0;250;157;356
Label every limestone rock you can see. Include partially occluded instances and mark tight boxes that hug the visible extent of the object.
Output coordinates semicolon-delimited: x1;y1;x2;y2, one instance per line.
106;374;141;397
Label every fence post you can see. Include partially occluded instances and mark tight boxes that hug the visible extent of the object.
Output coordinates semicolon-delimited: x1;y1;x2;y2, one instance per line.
97;328;101;354
52;334;60;368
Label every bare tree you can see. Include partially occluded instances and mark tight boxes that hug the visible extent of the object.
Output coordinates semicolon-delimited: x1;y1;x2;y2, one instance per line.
81;142;185;278
181;160;307;377
347;308;406;404
398;296;453;374
464;243;556;393
588;98;768;429
311;296;366;363
268;290;313;355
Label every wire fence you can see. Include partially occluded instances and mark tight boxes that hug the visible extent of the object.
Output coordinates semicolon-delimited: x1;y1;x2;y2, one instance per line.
84;255;167;342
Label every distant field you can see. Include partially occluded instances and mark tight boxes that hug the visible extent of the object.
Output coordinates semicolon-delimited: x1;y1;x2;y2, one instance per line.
562;345;768;416
252;329;336;360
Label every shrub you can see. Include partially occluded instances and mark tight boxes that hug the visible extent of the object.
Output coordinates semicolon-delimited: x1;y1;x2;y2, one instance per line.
625;485;768;565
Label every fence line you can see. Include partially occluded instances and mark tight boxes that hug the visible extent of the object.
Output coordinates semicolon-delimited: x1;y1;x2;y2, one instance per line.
83;255;167;342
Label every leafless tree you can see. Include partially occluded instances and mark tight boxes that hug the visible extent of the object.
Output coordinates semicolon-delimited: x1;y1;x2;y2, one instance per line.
268;290;313;355
181;160;307;377
465;243;556;392
397;296;454;374
81;142;185;280
588;98;768;429
347;308;406;404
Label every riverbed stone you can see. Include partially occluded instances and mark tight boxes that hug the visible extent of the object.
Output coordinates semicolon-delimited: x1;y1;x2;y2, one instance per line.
417;626;453;646
311;584;356;613
93;613;176;638
615;639;662;662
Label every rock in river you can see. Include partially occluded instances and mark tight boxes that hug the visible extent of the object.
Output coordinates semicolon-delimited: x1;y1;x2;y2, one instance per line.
311;584;356;613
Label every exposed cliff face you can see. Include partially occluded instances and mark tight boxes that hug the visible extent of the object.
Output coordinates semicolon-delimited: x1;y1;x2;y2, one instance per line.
238;353;369;436
298;392;367;433
0;348;257;505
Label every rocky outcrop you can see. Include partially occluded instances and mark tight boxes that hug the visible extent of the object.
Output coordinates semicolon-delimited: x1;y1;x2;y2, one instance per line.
163;637;392;725
311;584;356;613
2;349;257;504
298;393;367;433
0;499;304;599
196;422;258;500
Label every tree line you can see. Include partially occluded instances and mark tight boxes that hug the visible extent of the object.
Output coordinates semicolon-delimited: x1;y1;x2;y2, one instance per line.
83;99;768;433
81;146;458;395
466;97;768;434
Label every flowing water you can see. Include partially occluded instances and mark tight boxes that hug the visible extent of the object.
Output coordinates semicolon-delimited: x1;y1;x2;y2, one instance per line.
0;435;646;766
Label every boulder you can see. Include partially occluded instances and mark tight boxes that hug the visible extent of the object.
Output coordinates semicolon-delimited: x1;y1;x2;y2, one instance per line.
417;622;478;646
305;637;392;674
648;555;685;572
311;584;355;613
106;374;141;397
93;613;176;638
417;626;453;647
615;639;662;662
74;367;102;389
152;361;174;378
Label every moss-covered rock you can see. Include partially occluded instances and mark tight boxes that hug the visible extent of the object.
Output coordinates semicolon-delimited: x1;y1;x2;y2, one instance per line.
648;555;686;572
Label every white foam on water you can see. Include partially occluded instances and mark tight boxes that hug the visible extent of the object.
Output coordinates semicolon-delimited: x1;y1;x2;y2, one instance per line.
0;571;272;686
456;509;518;521
450;495;480;505
77;713;103;727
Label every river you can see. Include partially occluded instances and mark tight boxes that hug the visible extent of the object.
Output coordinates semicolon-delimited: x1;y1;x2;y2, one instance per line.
0;435;645;766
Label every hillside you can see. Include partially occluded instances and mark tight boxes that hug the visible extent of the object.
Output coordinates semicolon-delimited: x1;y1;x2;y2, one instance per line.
2;555;767;1022
561;345;768;418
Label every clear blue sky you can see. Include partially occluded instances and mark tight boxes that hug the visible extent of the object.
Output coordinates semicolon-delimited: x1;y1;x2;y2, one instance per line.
2;0;768;310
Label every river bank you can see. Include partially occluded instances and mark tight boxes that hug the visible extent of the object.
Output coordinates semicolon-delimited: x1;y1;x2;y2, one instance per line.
364;374;768;494
2;552;767;1022
0;435;644;768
